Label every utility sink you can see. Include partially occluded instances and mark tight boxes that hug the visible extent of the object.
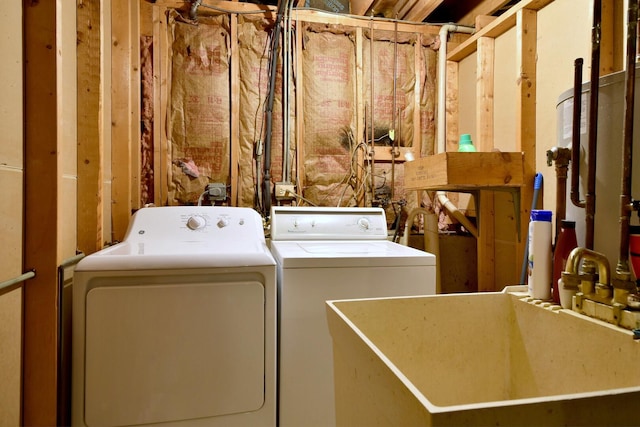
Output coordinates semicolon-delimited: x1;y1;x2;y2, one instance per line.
326;290;640;426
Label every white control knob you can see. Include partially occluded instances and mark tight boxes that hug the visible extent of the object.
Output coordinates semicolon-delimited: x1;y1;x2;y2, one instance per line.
186;215;206;230
357;217;370;230
217;218;229;228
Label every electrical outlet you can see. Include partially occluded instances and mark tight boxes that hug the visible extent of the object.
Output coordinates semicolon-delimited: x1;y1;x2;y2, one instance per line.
207;183;227;201
275;183;295;200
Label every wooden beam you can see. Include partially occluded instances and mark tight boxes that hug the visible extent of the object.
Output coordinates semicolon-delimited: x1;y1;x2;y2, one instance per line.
457;0;514;27
516;8;538;283
445;60;459;152
447;0;553;62
351;0;376;16
403;0;444;23
413;34;422;158
111;1;135;240
296;21;305;200
601;0;625;74
23;1;59;424
130;1;141;212
153;4;170;205
476;36;496;291
77;0;103;254
355;27;365;205
230;15;240;205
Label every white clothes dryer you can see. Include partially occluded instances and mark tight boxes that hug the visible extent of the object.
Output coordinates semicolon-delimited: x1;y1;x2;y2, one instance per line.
72;206;276;427
269;206;436;427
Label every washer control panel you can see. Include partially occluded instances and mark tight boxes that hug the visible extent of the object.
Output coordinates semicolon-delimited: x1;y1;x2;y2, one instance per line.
270;206;388;240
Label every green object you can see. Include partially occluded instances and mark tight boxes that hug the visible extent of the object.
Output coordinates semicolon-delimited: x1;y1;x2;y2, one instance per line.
458;134;476;152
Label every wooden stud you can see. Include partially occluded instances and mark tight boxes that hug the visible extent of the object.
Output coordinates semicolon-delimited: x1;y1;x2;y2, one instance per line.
413;34;421;158
154;4;170;206
130;0;142;212
295;16;305;199
230;14;240;205
448;0;553;62
476;36;496;291
444;60;459;153
77;0;103;254
111;1;133;240
23;0;59;424
516;8;538;284
443;59;460;210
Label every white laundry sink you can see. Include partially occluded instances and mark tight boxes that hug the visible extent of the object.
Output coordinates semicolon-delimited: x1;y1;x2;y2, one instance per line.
326;290;640;426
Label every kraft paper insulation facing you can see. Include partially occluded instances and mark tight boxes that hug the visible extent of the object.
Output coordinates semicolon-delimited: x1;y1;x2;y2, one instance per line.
168;12;231;205
141;35;154;206
237;15;288;208
165;10;439;223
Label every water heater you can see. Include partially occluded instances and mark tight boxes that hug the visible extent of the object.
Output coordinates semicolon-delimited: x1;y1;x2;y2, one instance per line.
556;63;640;270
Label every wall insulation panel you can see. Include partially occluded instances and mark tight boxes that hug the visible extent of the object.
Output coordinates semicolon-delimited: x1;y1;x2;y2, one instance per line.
168;12;231;205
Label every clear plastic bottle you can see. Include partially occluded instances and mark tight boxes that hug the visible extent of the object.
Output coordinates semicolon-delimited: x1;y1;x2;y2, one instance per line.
527;210;552;300
552;220;578;304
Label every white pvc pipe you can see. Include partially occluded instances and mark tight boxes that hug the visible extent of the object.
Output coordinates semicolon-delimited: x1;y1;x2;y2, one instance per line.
436;24;478;238
437;24;474;153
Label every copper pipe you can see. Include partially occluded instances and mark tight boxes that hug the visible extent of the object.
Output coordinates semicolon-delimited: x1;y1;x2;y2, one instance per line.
547;147;571;241
617;0;638;272
570;58;586;209
585;0;602;250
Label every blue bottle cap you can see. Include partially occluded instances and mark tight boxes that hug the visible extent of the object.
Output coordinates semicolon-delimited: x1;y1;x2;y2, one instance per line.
530;210;552;222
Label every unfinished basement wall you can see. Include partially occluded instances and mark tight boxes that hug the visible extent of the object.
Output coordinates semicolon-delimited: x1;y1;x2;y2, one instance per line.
0;2;24;425
456;0;594;287
152;3;440;228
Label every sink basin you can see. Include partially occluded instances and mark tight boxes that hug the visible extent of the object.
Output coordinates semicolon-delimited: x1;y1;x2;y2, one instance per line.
326;291;640;426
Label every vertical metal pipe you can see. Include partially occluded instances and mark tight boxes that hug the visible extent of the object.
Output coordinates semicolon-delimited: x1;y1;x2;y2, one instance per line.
263;0;288;217
585;0;602;250
570;58;585;208
370;19;375;205
617;0;638;271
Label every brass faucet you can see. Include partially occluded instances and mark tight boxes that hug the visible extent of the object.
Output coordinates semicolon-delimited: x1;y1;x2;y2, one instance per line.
562;247;613;305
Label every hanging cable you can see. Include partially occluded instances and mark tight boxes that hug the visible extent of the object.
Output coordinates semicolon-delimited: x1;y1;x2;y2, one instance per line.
262;0;289;219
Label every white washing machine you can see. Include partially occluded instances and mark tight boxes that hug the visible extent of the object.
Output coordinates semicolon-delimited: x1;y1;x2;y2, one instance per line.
269;206;436;427
72;206;276;427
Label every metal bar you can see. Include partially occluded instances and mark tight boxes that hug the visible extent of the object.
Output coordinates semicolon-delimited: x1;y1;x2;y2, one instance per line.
570;57;585;209
0;270;36;294
617;0;638;271
585;0;602;250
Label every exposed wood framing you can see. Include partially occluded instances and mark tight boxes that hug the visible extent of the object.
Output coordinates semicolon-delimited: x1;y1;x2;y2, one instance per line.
476;36;496;291
516;8;538;283
413;34;422;156
443;60;460;211
601;0;625;74
230;15;240;205
402;0;443;23
355;26;366;205
154;5;170;205
448;0;554;61
295;20;305;198
457;0;514;27
111;1;140;241
444;60;459;152
23;1;59;424
77;0;103;254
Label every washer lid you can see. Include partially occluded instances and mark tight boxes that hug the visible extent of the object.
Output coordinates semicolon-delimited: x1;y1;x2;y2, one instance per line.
270;240;436;268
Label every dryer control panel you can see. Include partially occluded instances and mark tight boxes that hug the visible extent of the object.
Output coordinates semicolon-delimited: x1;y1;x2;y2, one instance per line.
122;206;266;248
270;206;388;241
